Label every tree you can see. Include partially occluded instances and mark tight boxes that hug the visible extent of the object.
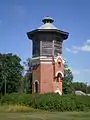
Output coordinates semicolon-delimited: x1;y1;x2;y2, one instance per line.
23;58;32;93
0;53;24;94
63;63;73;94
72;82;90;94
87;85;90;93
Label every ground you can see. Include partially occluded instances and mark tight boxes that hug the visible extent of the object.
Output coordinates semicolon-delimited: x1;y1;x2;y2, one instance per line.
0;111;90;120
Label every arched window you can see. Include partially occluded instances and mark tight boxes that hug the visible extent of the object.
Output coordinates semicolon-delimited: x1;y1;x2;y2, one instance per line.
34;80;39;93
58;60;61;68
35;81;38;93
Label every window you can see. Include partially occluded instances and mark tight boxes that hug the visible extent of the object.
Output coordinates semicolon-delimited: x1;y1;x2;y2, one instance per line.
35;81;38;93
58;60;61;68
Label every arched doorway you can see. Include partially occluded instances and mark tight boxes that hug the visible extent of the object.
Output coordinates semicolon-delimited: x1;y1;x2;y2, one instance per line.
54;71;63;95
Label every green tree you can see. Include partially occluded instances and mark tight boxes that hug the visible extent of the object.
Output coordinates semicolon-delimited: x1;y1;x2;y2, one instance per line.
87;85;90;93
72;82;90;94
20;73;32;93
23;58;32;93
0;53;23;94
63;63;73;94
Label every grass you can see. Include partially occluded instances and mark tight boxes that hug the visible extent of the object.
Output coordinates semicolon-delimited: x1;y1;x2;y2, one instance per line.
0;106;90;120
0;111;90;120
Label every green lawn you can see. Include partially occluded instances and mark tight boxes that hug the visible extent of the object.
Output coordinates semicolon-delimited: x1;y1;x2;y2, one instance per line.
0;111;90;120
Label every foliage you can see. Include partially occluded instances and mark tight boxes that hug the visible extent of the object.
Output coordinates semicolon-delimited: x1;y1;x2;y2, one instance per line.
87;85;90;93
72;82;90;94
33;93;90;111
0;53;24;94
0;93;34;106
63;63;73;94
19;75;31;93
0;93;90;112
23;58;32;93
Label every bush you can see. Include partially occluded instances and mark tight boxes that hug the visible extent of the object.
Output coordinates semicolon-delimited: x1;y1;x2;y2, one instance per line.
0;93;90;112
0;93;34;106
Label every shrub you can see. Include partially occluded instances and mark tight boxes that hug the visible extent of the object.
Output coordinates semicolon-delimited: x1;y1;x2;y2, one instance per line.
0;93;90;112
0;93;34;106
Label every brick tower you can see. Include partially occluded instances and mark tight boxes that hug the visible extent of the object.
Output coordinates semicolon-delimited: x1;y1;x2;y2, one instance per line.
27;16;69;95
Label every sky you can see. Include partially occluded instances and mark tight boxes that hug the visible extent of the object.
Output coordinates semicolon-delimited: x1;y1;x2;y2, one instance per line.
0;0;90;84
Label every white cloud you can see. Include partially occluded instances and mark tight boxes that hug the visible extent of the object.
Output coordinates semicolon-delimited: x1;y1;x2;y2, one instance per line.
66;48;71;52
73;45;90;52
74;39;90;52
86;39;90;44
66;48;78;54
66;39;90;53
72;69;90;76
72;70;81;75
83;69;90;73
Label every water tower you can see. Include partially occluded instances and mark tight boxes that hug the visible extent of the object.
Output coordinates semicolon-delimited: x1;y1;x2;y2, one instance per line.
27;16;69;95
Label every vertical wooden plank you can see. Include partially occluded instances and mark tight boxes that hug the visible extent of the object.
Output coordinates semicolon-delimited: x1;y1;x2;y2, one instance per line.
52;40;54;56
40;40;42;56
42;41;52;56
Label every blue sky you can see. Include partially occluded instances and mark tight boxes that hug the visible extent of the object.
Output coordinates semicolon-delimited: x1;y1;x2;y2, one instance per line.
0;0;90;84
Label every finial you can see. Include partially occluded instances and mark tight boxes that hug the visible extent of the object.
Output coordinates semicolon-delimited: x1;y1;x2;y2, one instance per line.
42;16;54;24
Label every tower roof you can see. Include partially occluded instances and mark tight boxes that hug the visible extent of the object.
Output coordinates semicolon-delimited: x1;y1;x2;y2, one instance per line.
27;16;69;40
38;16;58;29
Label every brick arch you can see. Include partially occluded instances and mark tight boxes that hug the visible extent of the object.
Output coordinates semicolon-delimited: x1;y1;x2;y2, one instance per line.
34;80;39;84
56;71;64;78
55;55;64;64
